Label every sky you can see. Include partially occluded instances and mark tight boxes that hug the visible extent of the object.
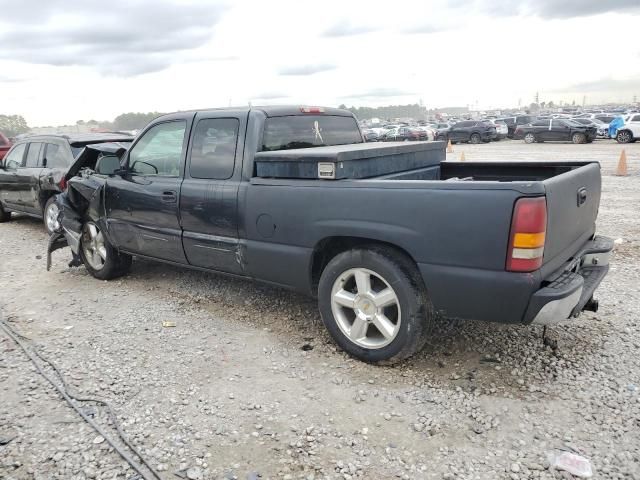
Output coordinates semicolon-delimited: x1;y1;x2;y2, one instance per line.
1;0;639;126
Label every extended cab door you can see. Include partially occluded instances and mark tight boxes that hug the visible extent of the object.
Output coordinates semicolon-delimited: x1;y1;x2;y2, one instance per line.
104;117;192;264
179;110;247;274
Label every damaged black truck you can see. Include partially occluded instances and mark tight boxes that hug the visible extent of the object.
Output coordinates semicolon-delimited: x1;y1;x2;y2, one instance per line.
49;106;613;364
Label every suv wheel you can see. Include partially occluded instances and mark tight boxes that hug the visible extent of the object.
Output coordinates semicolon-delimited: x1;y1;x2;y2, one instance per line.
44;197;60;235
616;130;632;144
0;204;11;223
80;221;132;280
469;133;481;144
318;246;433;364
524;133;536;144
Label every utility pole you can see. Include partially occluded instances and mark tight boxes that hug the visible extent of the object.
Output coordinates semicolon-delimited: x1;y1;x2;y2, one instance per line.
582;95;586;108
535;91;540;105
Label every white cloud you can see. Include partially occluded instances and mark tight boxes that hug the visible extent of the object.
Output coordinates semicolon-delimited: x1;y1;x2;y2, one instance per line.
0;0;638;126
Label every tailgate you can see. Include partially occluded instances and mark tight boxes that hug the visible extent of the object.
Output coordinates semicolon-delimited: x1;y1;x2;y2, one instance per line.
542;162;601;272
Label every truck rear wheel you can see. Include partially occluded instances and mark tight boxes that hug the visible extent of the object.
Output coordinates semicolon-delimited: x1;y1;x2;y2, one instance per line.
318;246;433;364
80;221;132;280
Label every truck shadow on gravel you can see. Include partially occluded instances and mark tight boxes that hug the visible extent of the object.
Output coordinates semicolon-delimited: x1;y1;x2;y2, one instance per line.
124;259;607;399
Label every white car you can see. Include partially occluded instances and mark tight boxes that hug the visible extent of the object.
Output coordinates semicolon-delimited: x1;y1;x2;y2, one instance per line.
615;113;640;144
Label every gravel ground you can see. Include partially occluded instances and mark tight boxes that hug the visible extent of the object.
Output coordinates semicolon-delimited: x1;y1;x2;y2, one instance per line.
1;140;639;480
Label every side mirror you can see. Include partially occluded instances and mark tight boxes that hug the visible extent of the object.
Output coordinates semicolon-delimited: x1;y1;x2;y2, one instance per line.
95;155;123;175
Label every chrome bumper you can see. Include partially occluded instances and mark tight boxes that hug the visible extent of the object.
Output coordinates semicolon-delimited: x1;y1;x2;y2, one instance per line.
527;236;613;325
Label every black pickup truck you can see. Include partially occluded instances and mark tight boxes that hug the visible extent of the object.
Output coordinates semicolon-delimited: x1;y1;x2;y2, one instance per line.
48;106;612;364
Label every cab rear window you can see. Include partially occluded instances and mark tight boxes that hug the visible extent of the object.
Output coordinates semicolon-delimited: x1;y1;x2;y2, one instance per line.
261;115;362;151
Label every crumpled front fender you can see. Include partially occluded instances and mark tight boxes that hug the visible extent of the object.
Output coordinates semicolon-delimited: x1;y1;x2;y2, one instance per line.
46;176;107;270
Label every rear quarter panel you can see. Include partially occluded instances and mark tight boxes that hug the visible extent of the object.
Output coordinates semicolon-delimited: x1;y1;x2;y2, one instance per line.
240;180;541;303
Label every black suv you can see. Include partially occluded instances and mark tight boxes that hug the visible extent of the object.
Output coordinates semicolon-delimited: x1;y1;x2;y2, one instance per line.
447;121;496;144
496;116;536;138
0;133;132;233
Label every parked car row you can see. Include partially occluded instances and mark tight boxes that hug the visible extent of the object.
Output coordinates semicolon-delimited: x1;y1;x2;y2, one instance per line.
361;107;640;145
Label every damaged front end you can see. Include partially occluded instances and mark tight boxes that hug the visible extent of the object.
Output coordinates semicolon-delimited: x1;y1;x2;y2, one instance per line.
46;142;128;271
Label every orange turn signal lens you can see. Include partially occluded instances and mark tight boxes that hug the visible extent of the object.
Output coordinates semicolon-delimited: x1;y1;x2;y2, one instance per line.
513;232;546;249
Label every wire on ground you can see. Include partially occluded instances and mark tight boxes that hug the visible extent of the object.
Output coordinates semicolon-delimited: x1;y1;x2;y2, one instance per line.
0;314;162;480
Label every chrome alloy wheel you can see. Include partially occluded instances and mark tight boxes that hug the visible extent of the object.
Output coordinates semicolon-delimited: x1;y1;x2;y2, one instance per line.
330;268;401;349
82;222;107;270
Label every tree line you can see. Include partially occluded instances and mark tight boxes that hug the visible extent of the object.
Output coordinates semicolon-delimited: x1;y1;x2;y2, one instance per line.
0;112;166;137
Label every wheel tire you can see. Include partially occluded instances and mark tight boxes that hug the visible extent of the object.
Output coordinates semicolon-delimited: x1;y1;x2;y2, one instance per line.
0;204;11;223
79;221;132;280
469;133;481;144
43;196;61;235
318;246;433;364
524;133;536;144
616;130;632;144
572;132;586;144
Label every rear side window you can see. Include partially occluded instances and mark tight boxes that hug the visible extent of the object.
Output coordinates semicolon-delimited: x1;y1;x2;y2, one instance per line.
45;143;70;168
189;118;239;179
261;115;362;151
3;143;26;169
631;115;640;122
25;143;43;167
532;120;549;127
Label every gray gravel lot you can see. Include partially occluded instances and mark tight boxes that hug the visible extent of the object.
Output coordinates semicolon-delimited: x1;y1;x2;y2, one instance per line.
1;140;639;479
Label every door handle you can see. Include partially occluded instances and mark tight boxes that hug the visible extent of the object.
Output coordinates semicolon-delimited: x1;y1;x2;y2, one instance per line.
161;191;177;203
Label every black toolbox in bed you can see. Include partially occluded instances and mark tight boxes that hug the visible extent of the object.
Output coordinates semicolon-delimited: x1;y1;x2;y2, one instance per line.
254;141;445;180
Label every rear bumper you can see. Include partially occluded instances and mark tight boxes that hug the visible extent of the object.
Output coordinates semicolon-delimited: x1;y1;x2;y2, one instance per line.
417;235;613;325
524;235;613;324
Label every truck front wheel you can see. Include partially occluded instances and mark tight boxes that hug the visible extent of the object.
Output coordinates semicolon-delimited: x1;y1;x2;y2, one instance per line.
80;221;132;280
318;246;433;364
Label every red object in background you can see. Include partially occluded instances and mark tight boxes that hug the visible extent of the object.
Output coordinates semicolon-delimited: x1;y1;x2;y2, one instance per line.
0;132;11;161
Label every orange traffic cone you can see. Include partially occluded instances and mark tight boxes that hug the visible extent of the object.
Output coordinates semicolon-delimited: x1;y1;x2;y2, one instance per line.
616;149;628;176
459;151;466;162
447;140;453;153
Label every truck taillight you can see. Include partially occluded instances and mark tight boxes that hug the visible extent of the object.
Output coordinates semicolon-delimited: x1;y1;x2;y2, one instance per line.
58;177;67;191
506;197;547;272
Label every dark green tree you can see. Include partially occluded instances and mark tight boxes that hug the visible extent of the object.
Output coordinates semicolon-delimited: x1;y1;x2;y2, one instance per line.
112;112;165;130
0;114;29;137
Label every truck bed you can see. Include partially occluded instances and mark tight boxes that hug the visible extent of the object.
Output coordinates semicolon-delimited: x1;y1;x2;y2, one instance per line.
247;160;601;323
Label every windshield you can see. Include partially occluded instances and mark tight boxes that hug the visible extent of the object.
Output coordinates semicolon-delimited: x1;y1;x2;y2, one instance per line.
261;115;362;151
